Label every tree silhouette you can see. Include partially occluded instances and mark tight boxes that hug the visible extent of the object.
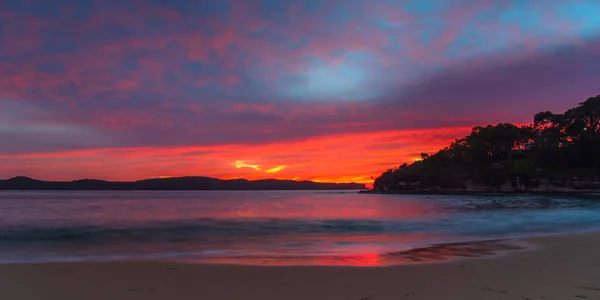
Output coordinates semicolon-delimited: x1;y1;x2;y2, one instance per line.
373;95;600;192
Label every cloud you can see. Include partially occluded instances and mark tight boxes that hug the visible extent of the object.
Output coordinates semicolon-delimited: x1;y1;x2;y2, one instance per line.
381;36;600;123
231;160;261;171
265;165;286;173
230;161;286;174
0;0;599;182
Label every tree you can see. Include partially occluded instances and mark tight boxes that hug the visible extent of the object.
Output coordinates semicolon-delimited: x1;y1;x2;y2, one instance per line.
373;94;600;192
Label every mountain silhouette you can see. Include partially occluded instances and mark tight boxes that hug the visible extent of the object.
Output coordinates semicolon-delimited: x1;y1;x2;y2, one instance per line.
0;176;365;190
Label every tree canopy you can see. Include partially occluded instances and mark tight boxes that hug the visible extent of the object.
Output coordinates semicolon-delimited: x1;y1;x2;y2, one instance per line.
373;95;600;192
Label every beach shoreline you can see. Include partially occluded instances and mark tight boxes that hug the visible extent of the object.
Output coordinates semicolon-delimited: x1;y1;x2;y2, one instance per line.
2;232;600;300
159;237;534;267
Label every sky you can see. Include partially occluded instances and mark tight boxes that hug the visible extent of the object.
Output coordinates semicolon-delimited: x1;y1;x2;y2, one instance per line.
1;0;600;184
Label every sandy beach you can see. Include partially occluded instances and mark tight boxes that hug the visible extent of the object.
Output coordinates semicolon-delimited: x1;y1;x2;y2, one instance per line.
1;233;600;300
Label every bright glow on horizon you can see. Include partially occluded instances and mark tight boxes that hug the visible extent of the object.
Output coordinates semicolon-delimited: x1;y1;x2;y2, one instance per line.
0;127;472;185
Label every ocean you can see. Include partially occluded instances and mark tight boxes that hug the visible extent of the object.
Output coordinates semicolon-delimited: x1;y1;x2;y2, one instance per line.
1;190;599;266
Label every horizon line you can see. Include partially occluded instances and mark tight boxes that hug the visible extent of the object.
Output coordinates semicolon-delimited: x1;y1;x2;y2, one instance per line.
1;175;366;185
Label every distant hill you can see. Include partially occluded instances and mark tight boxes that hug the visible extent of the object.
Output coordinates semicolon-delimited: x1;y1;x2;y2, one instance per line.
0;176;366;190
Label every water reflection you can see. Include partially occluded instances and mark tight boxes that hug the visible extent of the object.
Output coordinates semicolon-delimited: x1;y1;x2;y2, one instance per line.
185;240;528;267
0;191;598;265
0;191;438;227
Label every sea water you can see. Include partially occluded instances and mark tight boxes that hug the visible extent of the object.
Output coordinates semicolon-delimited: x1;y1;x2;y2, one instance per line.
1;190;599;265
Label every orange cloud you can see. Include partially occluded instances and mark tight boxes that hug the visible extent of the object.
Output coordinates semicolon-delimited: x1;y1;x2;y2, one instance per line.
0;127;473;186
231;160;261;171
265;165;286;173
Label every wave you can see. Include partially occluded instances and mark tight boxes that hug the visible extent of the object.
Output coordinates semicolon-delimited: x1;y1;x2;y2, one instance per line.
3;209;600;245
0;219;393;244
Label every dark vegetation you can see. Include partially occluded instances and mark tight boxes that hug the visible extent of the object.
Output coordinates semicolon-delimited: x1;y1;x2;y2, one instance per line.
373;95;600;192
0;176;365;190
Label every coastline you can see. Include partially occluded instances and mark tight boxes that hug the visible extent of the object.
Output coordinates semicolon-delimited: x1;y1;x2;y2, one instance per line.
2;232;600;300
359;189;600;196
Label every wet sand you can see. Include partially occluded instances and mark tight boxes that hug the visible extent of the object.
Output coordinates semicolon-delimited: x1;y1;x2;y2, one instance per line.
2;232;600;300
